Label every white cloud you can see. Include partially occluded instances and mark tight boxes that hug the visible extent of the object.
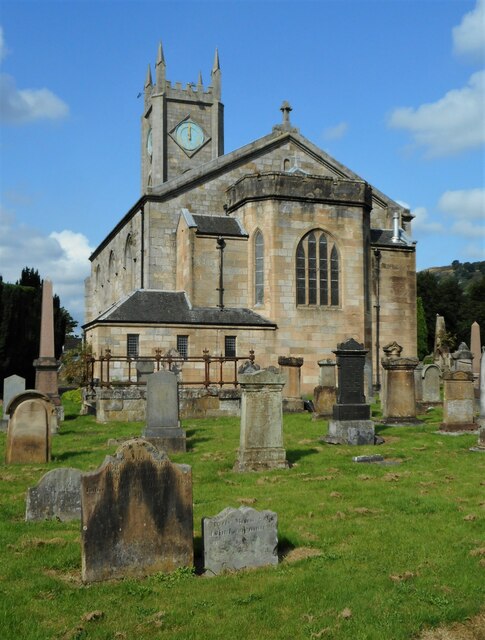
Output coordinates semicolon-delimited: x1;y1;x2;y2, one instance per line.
0;73;69;124
410;206;445;234
0;208;93;329
463;240;485;260
388;70;485;157
323;121;348;141
0;28;69;124
452;0;485;60
438;187;485;220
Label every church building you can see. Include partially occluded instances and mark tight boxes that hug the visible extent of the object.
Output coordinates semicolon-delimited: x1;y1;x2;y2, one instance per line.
83;44;417;394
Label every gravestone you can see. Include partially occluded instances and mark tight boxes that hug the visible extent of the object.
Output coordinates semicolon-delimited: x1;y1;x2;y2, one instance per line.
421;364;441;403
477;347;485;448
325;339;374;445
202;506;278;575
414;363;423;403
136;360;154;383
277;356;304;412
1;374;25;431
381;344;420;425
235;368;289;471
142;370;186;452
313;359;337;418
380;341;402;416
441;371;475;432
451;342;473;373
434;315;451;370
34;278;63;424
5;391;54;464
26;467;82;521
81;438;193;583
470;322;481;379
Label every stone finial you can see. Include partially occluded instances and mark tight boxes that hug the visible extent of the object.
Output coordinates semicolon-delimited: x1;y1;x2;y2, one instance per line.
156;41;166;90
211;48;221;100
382;341;402;359
212;47;220;72
145;64;152;88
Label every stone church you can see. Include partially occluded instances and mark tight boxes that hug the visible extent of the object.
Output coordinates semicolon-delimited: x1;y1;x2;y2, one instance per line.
83;44;417;394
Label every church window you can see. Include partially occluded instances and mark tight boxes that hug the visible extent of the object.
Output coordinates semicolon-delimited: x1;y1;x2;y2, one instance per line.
283;158;290;171
254;231;264;305
225;335;237;358
127;334;139;358
177;335;189;360
296;230;339;307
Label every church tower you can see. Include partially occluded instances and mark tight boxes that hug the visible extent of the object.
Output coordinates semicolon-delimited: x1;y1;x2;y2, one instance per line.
141;43;224;192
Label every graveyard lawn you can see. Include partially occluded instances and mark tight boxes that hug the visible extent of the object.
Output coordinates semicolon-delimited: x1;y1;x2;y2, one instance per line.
0;395;483;640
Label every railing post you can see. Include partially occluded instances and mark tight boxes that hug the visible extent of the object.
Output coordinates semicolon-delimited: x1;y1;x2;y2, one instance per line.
104;348;112;387
203;349;210;387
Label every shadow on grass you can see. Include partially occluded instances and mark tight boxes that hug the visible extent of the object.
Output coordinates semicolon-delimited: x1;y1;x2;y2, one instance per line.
185;430;211;451
286;448;320;464
53;449;99;462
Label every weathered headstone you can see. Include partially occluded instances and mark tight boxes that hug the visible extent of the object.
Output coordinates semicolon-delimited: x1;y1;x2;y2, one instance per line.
136;360;154;383
34;278;63;424
1;374;25;431
26;467;82;521
451;342;473;373
421;364;441;404
325;338;375;445
81;438;193;583
414;363;424;403
142;370;186;452
313;359;337;418
202;506;278;575
477;347;485;448
235;368;289;471
441;370;475;432
434;315;451;370
380;341;402;416
5;391;54;464
277;356;304;412
381;343;420;425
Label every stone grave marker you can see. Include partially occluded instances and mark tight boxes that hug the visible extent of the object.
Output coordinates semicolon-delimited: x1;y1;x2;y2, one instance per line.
381;344;420;425
202;506;278;575
277;356;304;412
136;360;154;383
234;368;289;471
414;363;423;403
324;338;374;445
1;374;25;431
477;347;485;448
313;359;336;418
5;391;54;464
441;370;475;431
81;438;193;583
422;364;441;404
142;370;186;452
451;342;473;373
26;467;82;521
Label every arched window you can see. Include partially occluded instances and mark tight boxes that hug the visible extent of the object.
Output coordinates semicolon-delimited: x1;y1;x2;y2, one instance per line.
124;235;134;290
95;264;101;290
254;230;264;305
295;230;339;306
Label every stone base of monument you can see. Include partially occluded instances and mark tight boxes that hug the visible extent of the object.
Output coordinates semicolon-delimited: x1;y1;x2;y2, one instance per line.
142;427;187;453
323;419;375;446
282;398;305;413
380;416;423;426
234;447;289;472
439;423;477;433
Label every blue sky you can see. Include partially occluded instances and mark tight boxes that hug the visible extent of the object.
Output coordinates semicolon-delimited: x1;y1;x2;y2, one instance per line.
0;0;484;330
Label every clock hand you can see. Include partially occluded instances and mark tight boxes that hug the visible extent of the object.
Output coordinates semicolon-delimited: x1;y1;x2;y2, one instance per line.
188;123;192;142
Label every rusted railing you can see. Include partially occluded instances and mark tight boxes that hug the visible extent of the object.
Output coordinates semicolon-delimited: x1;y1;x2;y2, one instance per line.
83;348;255;389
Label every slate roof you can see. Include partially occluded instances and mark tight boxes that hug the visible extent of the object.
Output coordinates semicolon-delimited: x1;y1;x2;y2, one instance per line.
84;290;276;328
191;214;247;237
370;229;415;248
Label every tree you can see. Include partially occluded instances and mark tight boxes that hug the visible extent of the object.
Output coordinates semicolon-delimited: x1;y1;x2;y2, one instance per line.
416;297;428;360
0;268;77;393
417;271;441;353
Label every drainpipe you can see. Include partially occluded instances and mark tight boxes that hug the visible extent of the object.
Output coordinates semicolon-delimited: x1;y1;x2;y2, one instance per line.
373;249;381;391
217;236;226;310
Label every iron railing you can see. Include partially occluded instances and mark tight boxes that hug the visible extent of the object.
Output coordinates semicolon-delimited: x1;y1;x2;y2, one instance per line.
83;348;255;389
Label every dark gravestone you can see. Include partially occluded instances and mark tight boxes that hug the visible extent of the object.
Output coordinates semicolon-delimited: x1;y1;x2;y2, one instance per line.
81;438;193;583
202;506;278;575
332;339;371;421
324;339;374;445
26;467;82;521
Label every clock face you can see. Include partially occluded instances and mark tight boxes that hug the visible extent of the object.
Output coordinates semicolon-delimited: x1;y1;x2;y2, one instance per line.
146;128;153;157
175;120;204;151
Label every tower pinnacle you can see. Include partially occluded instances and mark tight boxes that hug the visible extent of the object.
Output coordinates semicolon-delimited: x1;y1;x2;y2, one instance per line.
156;41;166;91
211;47;221;100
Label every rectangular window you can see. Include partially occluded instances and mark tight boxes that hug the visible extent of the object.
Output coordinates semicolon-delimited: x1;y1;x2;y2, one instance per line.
127;334;139;358
225;335;237;358
177;335;189;360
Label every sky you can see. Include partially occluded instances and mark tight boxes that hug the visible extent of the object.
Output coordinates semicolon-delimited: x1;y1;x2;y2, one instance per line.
0;0;484;332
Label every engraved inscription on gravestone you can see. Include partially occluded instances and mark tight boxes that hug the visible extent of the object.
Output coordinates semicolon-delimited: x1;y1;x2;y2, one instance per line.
81;438;193;583
202;506;278;575
26;467;81;521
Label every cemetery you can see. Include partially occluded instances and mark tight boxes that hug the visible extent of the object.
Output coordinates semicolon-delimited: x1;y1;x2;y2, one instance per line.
0;372;484;639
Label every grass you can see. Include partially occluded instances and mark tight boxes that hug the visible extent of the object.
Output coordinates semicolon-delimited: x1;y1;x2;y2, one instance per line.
0;395;483;639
